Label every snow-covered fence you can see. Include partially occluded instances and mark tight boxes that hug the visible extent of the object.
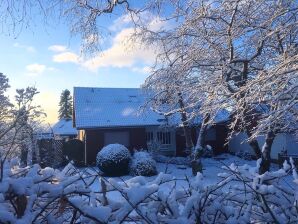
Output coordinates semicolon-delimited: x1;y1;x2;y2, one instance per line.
38;139;64;168
278;153;298;168
0;159;297;223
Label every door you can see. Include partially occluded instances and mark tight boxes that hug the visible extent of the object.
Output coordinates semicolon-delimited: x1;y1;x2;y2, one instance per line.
104;131;130;147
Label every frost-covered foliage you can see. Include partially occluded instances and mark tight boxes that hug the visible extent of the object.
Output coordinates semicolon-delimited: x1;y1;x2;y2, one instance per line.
1;158;297;223
96;144;131;176
0;161;100;223
100;159;298;223
130;151;157;176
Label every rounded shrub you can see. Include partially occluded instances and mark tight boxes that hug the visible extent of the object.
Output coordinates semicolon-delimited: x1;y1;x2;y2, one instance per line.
130;151;157;176
96;144;131;176
63;139;85;166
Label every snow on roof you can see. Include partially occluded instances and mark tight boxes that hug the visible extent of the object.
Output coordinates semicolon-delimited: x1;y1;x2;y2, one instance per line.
214;109;231;123
73;87;166;129
52;119;77;135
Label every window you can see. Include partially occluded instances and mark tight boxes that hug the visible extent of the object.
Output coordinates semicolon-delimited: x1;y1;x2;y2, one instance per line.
157;132;171;145
146;132;154;143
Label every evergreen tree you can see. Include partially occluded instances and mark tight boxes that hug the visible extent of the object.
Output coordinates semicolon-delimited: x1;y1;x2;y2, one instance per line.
58;89;73;120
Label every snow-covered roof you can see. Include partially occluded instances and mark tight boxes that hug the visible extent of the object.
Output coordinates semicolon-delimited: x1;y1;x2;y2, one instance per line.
34;133;54;140
214;109;231;123
52;119;77;136
73;87;231;129
73;87;166;129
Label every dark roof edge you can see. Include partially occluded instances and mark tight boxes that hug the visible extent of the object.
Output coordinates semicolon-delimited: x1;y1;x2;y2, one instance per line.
76;124;163;130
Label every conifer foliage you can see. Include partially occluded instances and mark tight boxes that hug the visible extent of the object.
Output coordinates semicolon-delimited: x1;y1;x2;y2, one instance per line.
58;89;73;120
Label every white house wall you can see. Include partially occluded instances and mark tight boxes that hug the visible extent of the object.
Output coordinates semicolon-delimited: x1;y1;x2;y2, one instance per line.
229;133;258;155
228;132;297;160
286;134;298;155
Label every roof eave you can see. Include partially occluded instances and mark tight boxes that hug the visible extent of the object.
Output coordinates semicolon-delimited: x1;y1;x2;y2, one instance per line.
75;124;162;130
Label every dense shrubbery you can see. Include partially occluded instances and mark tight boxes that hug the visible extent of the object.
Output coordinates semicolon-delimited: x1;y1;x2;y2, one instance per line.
130;151;157;176
63;139;84;166
96;144;131;176
0;158;297;223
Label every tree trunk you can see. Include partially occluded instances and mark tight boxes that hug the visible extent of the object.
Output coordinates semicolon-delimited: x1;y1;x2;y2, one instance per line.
16;195;27;218
246;129;262;159
177;92;201;175
26;140;33;166
177;92;194;152
183;125;194;151
259;130;276;174
0;160;4;182
195;114;210;152
20;144;28;167
243;107;262;159
190;115;210;176
32;134;40;164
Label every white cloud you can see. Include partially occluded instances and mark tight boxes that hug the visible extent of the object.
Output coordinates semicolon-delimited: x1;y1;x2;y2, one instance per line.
13;42;36;53
25;64;57;76
48;67;57;71
26;63;46;76
82;28;157;71
50;28;156;71
53;52;79;63
48;45;67;52
50;15;166;72
109;14;132;31
132;66;151;74
147;17;169;31
109;12;168;32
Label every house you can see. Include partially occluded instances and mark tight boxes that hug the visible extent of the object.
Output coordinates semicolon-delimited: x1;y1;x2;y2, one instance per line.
228;105;298;160
52;119;78;140
229;132;298;160
73;87;229;165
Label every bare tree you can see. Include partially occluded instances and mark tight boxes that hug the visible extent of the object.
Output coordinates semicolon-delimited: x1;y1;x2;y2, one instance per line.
134;0;298;173
142;52;208;174
0;73;44;180
14;87;45;166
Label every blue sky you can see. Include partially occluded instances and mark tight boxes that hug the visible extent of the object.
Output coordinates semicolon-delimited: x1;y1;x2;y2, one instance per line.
0;10;157;124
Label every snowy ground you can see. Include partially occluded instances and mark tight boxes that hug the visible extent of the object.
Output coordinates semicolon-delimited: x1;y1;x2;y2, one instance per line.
80;154;294;202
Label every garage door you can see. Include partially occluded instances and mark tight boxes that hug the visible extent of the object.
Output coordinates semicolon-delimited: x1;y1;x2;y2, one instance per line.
104;131;130;147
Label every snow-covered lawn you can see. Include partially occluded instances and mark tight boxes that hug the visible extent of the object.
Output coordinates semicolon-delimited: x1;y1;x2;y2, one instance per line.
84;154;293;202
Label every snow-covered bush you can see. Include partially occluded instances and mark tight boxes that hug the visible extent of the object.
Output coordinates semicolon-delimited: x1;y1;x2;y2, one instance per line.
98;158;298;223
96;144;131;176
201;144;213;158
0;160;109;223
130;151;157;176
